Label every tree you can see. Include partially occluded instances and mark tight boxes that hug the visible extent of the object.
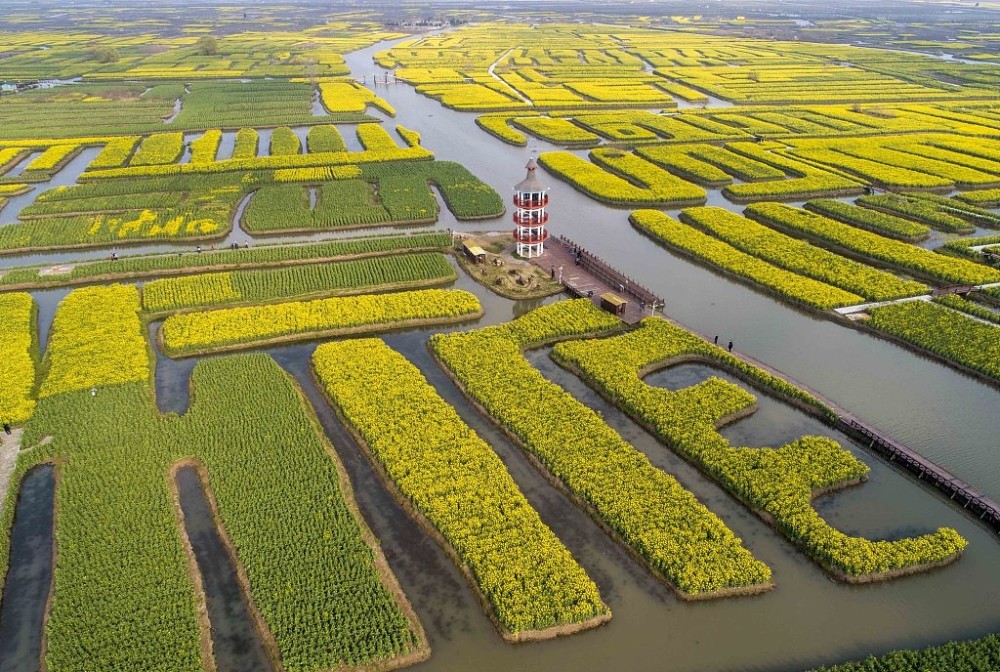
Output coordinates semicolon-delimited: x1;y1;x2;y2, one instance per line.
90;46;120;63
195;36;219;56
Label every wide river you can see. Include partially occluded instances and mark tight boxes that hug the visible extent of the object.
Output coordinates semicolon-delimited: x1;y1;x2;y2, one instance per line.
1;32;999;672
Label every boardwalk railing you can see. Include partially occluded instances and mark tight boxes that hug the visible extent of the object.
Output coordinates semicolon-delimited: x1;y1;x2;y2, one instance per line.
553;236;663;307
931;284;977;297
839;416;1000;534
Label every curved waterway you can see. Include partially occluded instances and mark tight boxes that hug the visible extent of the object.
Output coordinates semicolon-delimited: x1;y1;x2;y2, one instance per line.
342;35;1000;494
1;31;999;672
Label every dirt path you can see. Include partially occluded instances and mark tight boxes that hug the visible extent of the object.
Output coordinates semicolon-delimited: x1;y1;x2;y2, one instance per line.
488;48;533;106
0;428;24;506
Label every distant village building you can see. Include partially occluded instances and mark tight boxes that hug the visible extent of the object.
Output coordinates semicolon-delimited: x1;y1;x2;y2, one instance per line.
512;158;550;258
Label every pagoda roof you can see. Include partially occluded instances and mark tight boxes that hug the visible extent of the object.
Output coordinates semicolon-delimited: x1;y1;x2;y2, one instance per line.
514;157;548;192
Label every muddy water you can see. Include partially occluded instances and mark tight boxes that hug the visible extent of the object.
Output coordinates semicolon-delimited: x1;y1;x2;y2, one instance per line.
2;152;42;179
341;125;366;153
216;131;237;161
0;466;54;672
174;466;273;672
311;88;327;116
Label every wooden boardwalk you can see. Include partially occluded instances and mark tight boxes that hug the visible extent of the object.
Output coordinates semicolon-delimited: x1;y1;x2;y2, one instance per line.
660;316;1000;536
530;236;663;325
840;416;1000;532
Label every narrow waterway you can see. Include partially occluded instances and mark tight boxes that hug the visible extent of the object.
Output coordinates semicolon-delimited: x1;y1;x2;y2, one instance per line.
0;147;102;226
332;34;1000;672
0;465;54;672
174;466;273;672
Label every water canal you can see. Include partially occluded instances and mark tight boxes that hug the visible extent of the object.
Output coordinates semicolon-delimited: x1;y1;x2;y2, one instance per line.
0;32;998;672
174;465;274;672
0;466;54;672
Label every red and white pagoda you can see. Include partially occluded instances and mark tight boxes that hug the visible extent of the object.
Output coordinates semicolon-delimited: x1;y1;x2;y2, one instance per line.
512;158;550;258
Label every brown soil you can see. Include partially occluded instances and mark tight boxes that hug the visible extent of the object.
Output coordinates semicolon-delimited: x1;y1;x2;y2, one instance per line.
453;232;564;300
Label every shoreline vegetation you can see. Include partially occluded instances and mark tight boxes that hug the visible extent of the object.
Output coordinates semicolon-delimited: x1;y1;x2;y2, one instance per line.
631;208;1000;388
158;288;484;358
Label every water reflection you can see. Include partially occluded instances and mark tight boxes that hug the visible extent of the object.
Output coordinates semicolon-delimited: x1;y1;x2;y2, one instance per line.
174;466;273;672
0;465;55;672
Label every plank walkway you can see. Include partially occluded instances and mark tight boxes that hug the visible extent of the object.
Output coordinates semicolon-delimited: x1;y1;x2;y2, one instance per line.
839;416;1000;532
530;236;663;325
659;315;1000;537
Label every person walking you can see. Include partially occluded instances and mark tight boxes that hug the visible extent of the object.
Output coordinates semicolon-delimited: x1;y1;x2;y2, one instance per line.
714;335;718;345
3;422;11;435
728;340;733;352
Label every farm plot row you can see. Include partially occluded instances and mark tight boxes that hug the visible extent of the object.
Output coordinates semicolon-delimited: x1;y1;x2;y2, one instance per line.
477;103;1000;149
379;24;996;112
533;132;1000;206
141;252;457;313
538;142;861;205
242;160;503;233
865;301;1000;381
430;299;774;598
0;81;378;141
0;232;451;291
632;203;1000;383
0;26;403;81
0;139;501;254
313;339;609;639
83;124;431;179
160;288;483;357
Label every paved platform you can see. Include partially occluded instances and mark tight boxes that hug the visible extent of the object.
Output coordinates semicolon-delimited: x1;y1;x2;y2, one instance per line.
530;237;662;325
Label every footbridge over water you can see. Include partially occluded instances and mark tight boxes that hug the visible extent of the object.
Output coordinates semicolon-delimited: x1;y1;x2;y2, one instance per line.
530;236;663;325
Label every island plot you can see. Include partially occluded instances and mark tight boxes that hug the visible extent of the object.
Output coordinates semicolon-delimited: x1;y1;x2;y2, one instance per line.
313;339;610;641
430;299;775;598
551;318;967;582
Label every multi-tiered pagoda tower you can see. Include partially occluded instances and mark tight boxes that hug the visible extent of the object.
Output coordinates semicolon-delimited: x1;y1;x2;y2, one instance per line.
512;158;550;258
